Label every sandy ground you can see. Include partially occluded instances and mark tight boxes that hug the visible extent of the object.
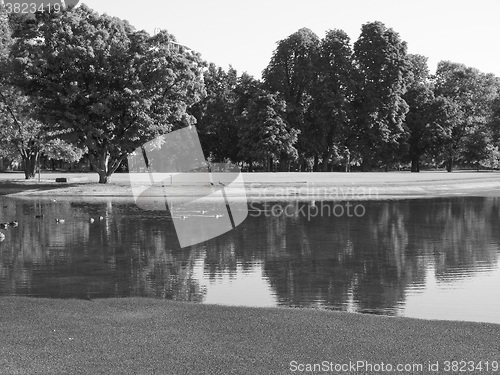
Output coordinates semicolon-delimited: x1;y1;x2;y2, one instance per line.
1;170;500;201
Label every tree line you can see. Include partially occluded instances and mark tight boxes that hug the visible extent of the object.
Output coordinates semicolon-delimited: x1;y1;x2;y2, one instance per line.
0;5;499;183
195;25;500;173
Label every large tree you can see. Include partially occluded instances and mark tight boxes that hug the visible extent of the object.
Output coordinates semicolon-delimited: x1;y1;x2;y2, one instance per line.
403;54;439;172
238;91;299;172
0;7;50;178
0;87;50;178
434;61;499;171
352;21;409;170
263;28;320;169
309;29;355;171
192;63;239;162
10;5;205;183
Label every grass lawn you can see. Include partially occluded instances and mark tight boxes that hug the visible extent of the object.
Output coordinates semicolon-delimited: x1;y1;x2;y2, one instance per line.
1;170;500;201
1;297;499;374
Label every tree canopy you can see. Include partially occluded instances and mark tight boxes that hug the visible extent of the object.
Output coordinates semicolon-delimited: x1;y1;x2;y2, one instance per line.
352;21;410;170
1;5;499;176
434;61;500;171
9;5;205;182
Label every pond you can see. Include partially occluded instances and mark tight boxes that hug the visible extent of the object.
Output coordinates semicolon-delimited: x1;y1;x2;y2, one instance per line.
0;196;499;324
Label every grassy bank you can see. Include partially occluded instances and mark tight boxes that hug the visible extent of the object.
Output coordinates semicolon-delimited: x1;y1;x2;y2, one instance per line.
1;297;499;374
2;171;500;201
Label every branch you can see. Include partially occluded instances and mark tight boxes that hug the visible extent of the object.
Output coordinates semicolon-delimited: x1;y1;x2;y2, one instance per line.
0;88;26;150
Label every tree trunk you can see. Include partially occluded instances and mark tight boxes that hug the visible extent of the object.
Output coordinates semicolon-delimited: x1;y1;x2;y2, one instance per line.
98;173;109;184
313;155;319;172
264;157;270;172
411;155;420;172
279;155;288;172
23;152;38;180
89;149;124;184
446;157;453;172
321;151;330;172
344;152;350;172
300;160;306;172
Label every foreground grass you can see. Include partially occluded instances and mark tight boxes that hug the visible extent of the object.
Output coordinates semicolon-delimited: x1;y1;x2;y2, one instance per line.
1;298;499;374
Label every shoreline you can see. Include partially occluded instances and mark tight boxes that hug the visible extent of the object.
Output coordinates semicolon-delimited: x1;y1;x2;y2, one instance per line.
1;171;500;201
0;296;499;374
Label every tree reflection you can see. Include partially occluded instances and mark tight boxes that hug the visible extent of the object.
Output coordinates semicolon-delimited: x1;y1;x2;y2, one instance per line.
194;198;500;314
0;197;499;315
0;198;206;302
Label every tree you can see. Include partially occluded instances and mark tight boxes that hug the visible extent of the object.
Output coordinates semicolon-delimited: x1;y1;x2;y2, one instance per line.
352;21;409;170
434;61;499;171
426;95;462;171
43;138;86;164
0;7;46;178
10;5;205;183
491;92;500;149
238;91;299;171
233;72;262;116
460;127;495;169
309;29;355;171
403;55;438;172
263;28;320;169
192;63;239;162
0;87;48;178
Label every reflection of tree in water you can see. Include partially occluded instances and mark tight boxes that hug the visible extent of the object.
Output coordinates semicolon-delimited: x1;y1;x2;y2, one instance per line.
1;197;499;312
217;199;500;314
417;197;500;279
0;199;206;302
247;201;422;313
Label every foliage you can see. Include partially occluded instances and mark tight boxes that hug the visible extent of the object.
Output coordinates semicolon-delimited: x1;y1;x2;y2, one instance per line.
238;91;299;171
3;7;500;176
43;138;86;163
434;61;499;171
0;8;55;178
309;29;355;171
263;28;320;166
192;63;239;162
352;21;410;170
403;55;439;172
10;5;205;183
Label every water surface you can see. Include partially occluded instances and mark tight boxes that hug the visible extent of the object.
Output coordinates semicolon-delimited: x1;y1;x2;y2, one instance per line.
0;196;499;324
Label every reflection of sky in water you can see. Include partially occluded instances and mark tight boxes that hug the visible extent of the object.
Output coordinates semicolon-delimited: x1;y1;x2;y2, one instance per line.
402;259;500;323
1;196;500;324
192;256;500;323
192;259;277;307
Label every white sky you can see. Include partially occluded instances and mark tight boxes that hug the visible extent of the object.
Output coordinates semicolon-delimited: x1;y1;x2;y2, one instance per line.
80;0;500;79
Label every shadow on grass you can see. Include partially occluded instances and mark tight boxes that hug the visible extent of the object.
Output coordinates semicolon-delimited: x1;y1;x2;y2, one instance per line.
0;180;90;196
